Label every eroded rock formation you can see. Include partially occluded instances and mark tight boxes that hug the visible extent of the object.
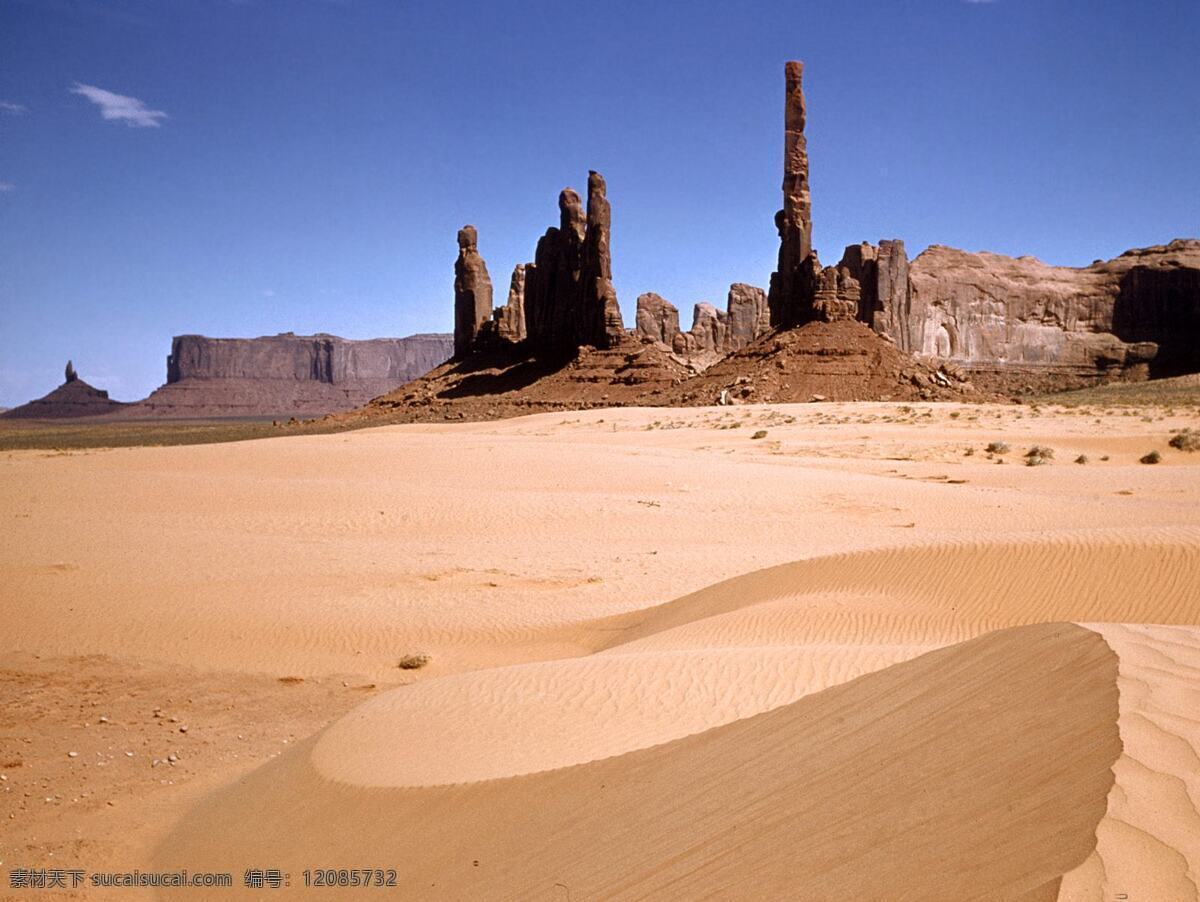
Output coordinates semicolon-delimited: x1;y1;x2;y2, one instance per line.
460;172;626;356
583;171;626;349
767;61;818;329
453;225;494;357
636;283;771;364
727;283;771;350
478;264;528;346
432;59;1198;405
635;293;680;346
760;60;1198;389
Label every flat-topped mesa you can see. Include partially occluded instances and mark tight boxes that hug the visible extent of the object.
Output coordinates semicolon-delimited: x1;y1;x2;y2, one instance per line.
453;225;494;357
768;60;817;328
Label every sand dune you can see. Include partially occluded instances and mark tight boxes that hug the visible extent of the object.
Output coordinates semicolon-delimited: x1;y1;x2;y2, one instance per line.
3;402;1198;899
157;622;1120;900
1061;623;1200;900
602;529;1200;651
310;529;1200;789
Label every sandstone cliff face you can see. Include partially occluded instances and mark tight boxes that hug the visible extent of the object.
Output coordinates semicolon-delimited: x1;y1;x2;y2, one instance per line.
166;333;449;385
891;243;1200;385
134;332;453;417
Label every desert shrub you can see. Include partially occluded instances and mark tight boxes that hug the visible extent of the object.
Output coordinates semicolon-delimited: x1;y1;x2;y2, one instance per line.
751;430;768;440
1168;429;1200;452
1139;450;1161;465
985;441;1010;455
398;653;432;670
1074;454;1088;465
1024;445;1055;466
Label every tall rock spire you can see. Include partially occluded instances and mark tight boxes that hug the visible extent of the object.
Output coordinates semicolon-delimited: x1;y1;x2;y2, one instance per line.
782;60;813;266
583;170;625;348
768;60;817;328
453;225;493;357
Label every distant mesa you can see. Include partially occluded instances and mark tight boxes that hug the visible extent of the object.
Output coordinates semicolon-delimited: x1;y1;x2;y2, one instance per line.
123;332;453;418
4;335;453;421
1;362;128;419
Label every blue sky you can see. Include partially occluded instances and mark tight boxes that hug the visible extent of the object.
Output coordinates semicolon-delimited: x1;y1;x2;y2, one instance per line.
1;0;1197;406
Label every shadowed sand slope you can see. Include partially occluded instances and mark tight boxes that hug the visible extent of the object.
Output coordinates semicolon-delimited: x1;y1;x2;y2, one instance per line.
157;623;1119;901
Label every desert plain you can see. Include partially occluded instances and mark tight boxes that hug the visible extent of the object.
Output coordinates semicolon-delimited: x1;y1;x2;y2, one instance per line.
1;396;1199;900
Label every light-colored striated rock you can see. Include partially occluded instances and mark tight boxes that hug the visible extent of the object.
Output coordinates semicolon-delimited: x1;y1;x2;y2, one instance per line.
896;242;1200;381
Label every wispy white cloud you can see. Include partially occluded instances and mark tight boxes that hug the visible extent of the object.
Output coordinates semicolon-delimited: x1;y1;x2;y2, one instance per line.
0;101;26;114
70;83;167;127
963;0;999;3
0;182;14;192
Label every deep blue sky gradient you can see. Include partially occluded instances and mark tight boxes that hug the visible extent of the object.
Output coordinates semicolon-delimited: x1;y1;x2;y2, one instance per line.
1;0;1197;405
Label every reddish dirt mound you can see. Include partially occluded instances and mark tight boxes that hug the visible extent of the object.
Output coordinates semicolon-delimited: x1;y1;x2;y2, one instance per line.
331;321;994;427
335;340;692;424
667;320;987;405
1;378;128;419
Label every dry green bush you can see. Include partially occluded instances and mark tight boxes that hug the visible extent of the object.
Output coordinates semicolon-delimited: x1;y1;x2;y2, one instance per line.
1169;429;1200;452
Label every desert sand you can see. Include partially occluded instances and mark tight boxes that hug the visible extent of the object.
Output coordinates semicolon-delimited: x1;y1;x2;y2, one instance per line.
2;400;1199;899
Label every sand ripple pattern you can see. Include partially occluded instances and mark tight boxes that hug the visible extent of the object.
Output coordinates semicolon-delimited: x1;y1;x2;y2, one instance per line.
1060;624;1200;901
